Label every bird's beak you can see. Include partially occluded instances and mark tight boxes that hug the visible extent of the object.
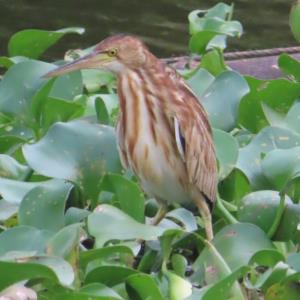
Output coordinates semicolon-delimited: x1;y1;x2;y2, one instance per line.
45;51;113;78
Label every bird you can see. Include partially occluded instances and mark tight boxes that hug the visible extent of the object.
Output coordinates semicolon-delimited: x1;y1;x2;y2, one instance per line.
46;35;218;241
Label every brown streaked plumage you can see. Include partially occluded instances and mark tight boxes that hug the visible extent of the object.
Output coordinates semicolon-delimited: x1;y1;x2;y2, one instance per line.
45;34;218;241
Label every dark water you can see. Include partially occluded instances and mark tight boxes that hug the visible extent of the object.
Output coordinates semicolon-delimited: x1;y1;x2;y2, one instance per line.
0;0;296;59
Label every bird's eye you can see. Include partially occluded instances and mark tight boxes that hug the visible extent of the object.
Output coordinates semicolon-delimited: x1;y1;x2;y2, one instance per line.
107;48;118;57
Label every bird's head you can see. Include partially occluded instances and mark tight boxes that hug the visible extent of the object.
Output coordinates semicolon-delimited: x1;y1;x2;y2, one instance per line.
45;35;150;77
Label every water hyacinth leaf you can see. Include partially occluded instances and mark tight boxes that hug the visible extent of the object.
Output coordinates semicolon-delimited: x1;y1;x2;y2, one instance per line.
236;126;300;190
237;191;292;234
0;178;60;204
88;205;164;247
238;77;300;133
85;265;138;286
193;223;274;282
0;226;53;256
80;246;133;269
189;31;218;54
171;254;188;278
82;69;115;93
46;224;81;258
278;54;300;82
38;97;85;134
266;282;300;300
0;61;54;120
200;49;227;76
166;208;197;232
49;70;83;100
99;173;145;222
0;200;18;221
19;180;73;231
187;68;215;97
275;203;300;241
0;135;25;154
202;266;249;300
0;56;29;69
23;120;122;203
31;256;74;286
165;270;192;300
0;154;30;180
95;97;110;125
0;261;58;291
249;249;285;268
219;168;250;205
54;293;122;300
290;0;300;44
65;207;90;225
126;273;164;300
89;94;119;117
80;283;124;299
213;129;239;180
188;5;242;36
201;71;249;131
284;102;300;134
8;27;85;59
261;147;300;191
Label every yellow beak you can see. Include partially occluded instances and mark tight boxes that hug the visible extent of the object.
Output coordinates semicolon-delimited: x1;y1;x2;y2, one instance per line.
45;51;113;77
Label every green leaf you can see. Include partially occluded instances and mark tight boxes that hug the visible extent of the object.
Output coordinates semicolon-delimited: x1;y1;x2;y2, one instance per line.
0;261;58;290
189;32;218;54
266;282;300;300
166;208;197;232
201;71;249;131
193;223;274;283
0;154;30;180
126;273;164;300
80;246;133;269
200;49;227;76
202;266;249;300
80;283;124;299
278;54;300;82
237;126;300;189
8;27;85;59
99;173;145;222
165;270;192;300
249;249;285;268
23;120;122;204
0;60;54;121
187;68;215;97
188;4;243;36
85;265;138;286
219;168;250;205
171;254;188;278
19;180;73;231
95;97;110;125
213;129;239;180
88;205;164;247
261;147;300;191
46;224;81;258
238;77;300;133
0;226;53;256
0;178;57;204
237;191;292;234
290;1;300;43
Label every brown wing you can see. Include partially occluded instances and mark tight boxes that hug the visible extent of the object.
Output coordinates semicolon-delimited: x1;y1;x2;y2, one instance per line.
166;65;218;204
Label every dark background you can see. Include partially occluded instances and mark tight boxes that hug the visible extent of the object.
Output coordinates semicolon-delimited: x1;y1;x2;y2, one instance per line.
0;0;296;60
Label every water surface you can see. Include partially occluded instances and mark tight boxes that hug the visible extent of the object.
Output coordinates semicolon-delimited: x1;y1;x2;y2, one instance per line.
0;0;296;59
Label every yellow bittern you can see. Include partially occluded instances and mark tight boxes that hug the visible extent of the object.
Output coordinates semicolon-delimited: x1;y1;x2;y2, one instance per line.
46;35;217;241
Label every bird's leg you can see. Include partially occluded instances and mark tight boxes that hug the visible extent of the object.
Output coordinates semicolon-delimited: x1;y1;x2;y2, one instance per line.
194;197;214;241
150;203;168;225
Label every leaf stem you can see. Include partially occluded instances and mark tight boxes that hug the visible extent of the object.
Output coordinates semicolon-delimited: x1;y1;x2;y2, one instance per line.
216;196;238;224
267;192;286;238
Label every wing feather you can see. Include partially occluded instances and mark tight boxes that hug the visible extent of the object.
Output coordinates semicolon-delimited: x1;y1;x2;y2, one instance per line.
167;66;218;203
